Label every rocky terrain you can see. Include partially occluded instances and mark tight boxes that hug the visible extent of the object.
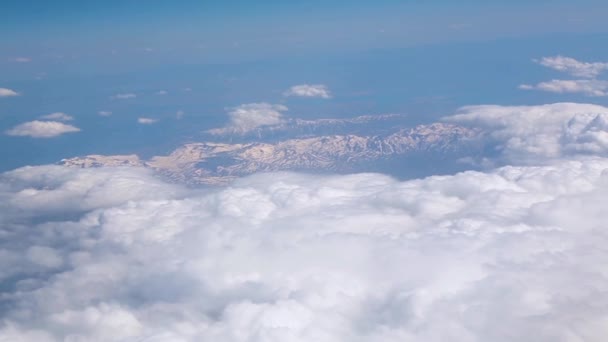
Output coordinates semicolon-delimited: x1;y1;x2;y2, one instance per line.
61;122;481;185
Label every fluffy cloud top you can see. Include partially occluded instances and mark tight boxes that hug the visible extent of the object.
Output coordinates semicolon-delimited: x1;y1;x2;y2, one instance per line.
138;117;159;124
536;55;608;78
519;79;608;97
445;102;608;164
284;84;332;99
40;112;74;121
1;159;608;341
208;103;288;135
0;87;19;97
111;93;137;100
5;121;80;138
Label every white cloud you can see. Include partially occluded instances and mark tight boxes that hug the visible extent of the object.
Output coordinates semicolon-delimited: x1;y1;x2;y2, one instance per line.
5;121;80;138
111;93;136;100
0;88;19;97
39;112;73;121
284;84;332;99
208;103;288;135
444;102;608;164
98;111;112;116
156;90;168;95
1;158;608;340
519;79;608;97
536;55;608;78
138;117;158;124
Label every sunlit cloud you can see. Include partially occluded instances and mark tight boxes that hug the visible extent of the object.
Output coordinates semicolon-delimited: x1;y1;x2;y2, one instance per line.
207;102;288;135
1;158;608;340
284;84;332;99
138;117;159;124
5;121;80;138
0;88;19;97
444;102;608;164
535;55;608;78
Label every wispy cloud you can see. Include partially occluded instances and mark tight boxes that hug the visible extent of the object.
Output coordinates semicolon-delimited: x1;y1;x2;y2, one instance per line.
111;93;137;100
10;57;31;63
207;103;287;135
138;117;159;124
98;111;112;117
0;88;19;97
519;79;608;97
39;112;73;121
284;84;332;99
156;90;168;95
535;56;608;78
5;121;80;138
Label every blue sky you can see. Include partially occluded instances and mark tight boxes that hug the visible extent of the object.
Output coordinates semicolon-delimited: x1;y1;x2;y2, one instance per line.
1;1;608;170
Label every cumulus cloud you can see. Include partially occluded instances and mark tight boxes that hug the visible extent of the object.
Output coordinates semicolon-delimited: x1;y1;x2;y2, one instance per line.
0;87;19;97
98;110;112;116
284;84;332;99
111;93;136;100
1;159;608;341
5;121;80;138
208;103;288;135
39;112;73;121
444;102;608;164
535;55;608;78
137;117;158;124
519;79;608;97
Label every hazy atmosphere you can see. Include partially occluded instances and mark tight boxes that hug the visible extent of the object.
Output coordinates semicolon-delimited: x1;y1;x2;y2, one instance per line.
2;1;608;341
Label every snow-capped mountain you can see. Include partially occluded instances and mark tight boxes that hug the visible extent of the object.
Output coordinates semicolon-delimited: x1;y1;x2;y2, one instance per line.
60;122;481;185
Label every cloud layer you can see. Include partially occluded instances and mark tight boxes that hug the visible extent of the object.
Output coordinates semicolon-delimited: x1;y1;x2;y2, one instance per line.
1;158;608;341
5;121;81;138
536;55;608;78
284;84;332;99
208;103;288;135
445;102;608;164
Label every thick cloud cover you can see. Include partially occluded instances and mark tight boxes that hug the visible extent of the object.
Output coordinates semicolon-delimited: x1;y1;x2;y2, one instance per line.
445;102;608;164
1;158;608;341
